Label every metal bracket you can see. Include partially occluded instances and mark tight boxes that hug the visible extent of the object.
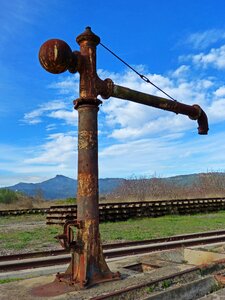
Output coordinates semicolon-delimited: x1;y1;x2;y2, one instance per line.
55;220;83;251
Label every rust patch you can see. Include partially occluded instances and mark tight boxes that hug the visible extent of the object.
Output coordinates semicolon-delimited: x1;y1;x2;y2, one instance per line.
79;130;97;149
78;173;98;197
215;274;225;285
55;219;120;289
30;279;76;297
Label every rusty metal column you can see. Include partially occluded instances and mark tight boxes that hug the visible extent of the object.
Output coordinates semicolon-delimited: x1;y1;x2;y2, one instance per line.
72;104;110;286
33;28;120;296
55;27;120;288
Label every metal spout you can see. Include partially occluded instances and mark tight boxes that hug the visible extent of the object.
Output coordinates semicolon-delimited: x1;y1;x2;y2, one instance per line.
112;84;209;135
196;107;209;135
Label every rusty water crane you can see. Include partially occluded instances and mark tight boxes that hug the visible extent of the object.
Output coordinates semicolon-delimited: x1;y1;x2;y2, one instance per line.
36;27;208;294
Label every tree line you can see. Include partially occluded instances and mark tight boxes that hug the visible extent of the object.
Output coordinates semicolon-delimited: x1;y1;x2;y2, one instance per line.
106;173;225;202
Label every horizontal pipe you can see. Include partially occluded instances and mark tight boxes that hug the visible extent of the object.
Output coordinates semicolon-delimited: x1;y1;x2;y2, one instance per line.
112;84;209;135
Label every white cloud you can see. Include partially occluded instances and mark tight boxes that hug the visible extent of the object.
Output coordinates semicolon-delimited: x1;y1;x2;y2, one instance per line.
109;115;191;140
23;100;67;125
171;65;190;78
24;132;77;165
214;86;225;97
208;98;225;121
185;45;225;69
99;137;178;176
23;111;42;124
0;131;77;183
0;143;60;186
48;109;77;125
0;174;46;187
48;75;79;95
46;123;57;131
2;129;225;186
22;75;79;126
23;99;77;127
98;131;225;178
185;29;225;50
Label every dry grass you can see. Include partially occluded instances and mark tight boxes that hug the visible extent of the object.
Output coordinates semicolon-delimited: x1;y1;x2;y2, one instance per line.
0;197;76;210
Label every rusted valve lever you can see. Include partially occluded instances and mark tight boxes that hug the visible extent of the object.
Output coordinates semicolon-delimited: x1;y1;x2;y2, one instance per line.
55;220;82;250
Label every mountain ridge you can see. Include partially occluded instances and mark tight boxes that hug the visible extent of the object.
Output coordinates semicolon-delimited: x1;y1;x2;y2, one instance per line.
2;175;125;200
2;173;225;200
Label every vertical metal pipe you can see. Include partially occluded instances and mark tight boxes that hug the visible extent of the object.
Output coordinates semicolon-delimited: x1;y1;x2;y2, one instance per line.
71;103;114;286
32;28;120;296
77;104;99;221
56;27;120;288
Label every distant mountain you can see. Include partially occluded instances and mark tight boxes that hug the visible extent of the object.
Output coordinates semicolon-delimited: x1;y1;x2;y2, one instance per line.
2;175;124;200
163;173;200;186
163;172;225;187
3;172;225;200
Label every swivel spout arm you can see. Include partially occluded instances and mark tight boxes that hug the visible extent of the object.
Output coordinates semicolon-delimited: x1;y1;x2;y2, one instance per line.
112;84;209;135
38;33;208;135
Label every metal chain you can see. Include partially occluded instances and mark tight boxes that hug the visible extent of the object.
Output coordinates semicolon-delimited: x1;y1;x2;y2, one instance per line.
100;42;177;102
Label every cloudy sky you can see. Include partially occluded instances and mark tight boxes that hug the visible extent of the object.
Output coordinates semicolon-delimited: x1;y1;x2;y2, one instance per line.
1;0;225;186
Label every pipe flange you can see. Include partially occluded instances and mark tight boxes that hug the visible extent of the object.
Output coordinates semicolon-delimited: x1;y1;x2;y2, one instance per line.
74;98;102;110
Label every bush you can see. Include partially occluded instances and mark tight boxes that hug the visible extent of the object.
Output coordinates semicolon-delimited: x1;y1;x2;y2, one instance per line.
0;189;18;204
107;172;225;201
53;197;76;205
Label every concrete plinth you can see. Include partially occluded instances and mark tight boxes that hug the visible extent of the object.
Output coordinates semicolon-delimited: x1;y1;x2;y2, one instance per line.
2;245;225;300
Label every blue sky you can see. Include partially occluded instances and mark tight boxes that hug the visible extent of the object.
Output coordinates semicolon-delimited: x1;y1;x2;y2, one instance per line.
1;0;225;186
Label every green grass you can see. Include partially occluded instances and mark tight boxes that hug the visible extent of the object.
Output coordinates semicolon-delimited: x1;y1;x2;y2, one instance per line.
0;226;60;251
99;211;225;242
0;278;24;284
2;211;225;251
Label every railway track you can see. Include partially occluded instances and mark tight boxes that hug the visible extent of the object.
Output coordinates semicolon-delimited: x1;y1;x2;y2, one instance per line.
46;197;225;224
0;207;49;216
1;196;225;221
1;229;225;273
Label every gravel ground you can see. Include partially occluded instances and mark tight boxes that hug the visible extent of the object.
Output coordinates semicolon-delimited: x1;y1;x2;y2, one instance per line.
0;217;62;256
0;221;46;232
0;217;124;256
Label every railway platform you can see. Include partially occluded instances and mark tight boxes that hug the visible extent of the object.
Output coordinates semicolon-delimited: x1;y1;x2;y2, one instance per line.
2;243;225;299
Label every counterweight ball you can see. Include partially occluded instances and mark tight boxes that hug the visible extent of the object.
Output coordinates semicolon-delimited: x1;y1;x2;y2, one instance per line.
39;39;75;74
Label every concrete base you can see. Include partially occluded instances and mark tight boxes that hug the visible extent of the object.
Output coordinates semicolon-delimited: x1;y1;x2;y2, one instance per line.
144;276;218;300
1;245;225;299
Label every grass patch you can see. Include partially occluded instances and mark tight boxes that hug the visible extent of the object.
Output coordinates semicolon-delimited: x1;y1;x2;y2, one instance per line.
0;226;60;251
52;198;76;205
0;278;24;284
2;211;225;252
100;211;225;242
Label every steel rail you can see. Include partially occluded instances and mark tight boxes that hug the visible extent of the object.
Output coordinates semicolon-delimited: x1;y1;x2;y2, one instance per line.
46;196;225;225
0;207;49;216
1;196;225;217
1;228;225;263
2;230;225;272
90;267;200;300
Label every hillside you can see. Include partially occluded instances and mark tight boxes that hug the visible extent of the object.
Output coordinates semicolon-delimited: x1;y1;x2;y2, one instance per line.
2;172;225;200
3;175;124;200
